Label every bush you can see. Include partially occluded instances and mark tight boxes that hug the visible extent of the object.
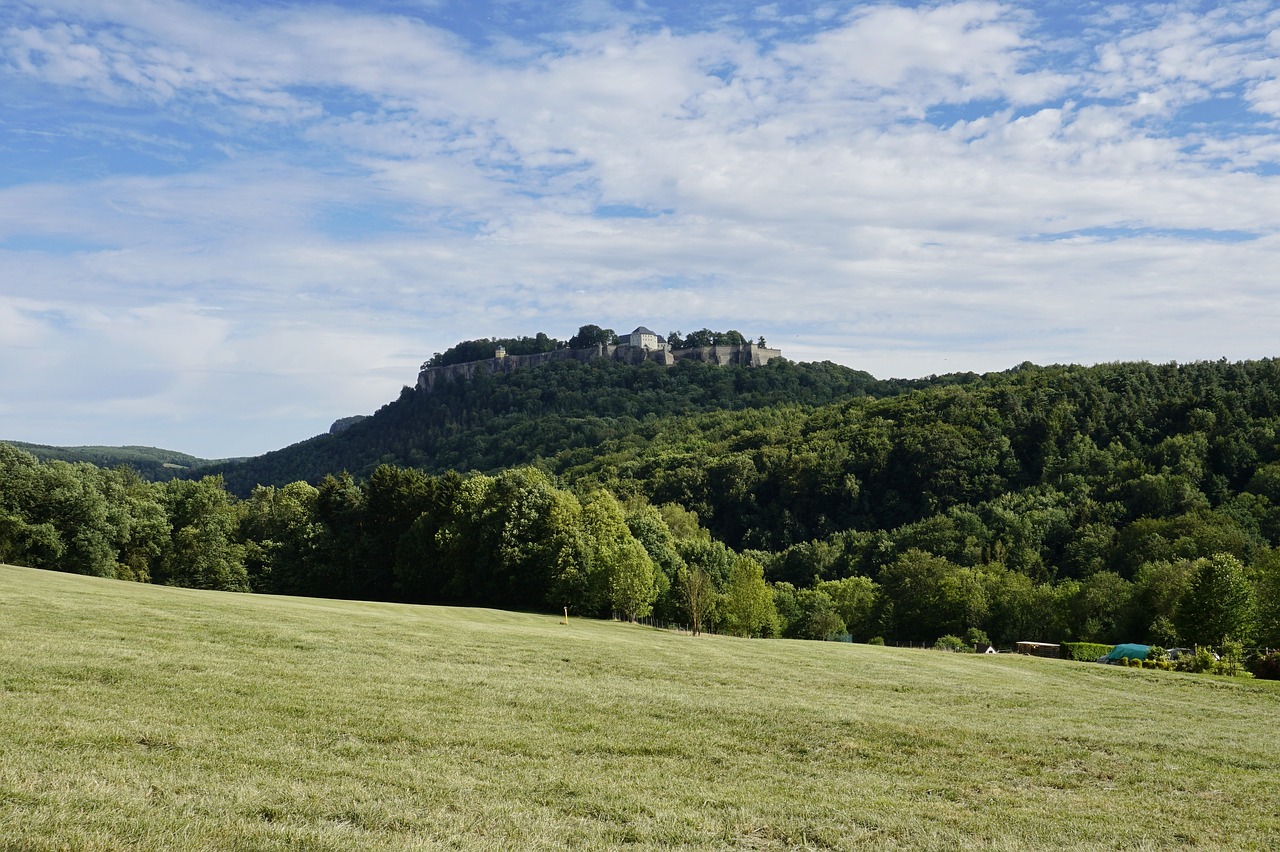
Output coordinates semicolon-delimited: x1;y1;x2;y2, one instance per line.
1175;647;1218;674
1212;641;1249;677
1061;642;1115;662
933;635;971;653
1213;658;1248;677
1249;651;1280;680
867;636;885;646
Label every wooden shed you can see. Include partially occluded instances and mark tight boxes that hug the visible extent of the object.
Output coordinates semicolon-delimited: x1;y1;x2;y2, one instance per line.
1015;641;1060;658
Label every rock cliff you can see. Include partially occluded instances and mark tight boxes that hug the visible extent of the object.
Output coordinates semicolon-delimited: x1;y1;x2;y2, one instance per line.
417;342;781;392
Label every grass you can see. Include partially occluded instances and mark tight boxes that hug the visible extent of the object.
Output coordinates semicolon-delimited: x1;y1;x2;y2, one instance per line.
2;564;1278;851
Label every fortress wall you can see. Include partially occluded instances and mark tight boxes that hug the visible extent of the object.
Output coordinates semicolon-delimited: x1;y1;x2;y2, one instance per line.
417;343;780;392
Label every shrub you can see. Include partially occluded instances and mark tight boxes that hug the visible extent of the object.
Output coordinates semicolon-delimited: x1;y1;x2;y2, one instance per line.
1213;658;1248;677
1175;647;1218;674
933;635;971;653
1213;641;1249;677
867;636;885;646
1061;642;1114;662
1249;651;1280;680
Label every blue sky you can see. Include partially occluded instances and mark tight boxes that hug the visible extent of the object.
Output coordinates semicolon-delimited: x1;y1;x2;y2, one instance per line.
3;0;1280;458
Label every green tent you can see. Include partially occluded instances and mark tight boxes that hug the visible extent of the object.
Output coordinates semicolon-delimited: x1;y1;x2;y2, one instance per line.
1106;643;1150;662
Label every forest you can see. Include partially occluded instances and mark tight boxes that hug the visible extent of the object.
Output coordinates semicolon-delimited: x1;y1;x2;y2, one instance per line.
198;354;951;496
3;351;1280;658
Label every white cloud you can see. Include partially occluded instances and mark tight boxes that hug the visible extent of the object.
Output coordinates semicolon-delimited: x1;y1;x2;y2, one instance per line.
2;0;1280;455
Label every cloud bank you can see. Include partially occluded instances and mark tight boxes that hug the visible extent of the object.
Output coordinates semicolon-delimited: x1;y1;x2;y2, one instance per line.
2;0;1279;456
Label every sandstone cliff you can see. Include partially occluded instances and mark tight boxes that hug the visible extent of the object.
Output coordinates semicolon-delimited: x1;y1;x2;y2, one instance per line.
417;342;781;392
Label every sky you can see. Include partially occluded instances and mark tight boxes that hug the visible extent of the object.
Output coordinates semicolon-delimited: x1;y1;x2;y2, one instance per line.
3;0;1280;459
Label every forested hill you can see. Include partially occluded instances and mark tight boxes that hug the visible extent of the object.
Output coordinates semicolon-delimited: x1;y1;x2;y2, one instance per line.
555;358;1280;560
197;357;940;496
8;354;1280;651
2;442;222;482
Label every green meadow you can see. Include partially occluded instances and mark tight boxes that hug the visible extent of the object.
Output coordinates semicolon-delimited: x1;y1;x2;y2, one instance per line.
2;564;1277;851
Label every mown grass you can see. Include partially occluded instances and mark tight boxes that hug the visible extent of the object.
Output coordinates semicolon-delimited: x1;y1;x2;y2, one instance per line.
2;563;1277;851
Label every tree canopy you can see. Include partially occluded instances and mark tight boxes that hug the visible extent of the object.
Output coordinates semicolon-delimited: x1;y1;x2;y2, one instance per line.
8;353;1280;649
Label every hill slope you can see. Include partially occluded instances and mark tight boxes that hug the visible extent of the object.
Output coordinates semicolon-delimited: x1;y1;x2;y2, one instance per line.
1;440;224;481
195;357;946;496
3;563;1277;850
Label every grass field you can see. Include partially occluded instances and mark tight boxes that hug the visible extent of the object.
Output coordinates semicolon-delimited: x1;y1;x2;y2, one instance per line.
2;564;1278;850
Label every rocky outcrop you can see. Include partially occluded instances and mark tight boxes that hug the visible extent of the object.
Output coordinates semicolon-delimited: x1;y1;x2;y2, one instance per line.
670;344;780;367
329;415;369;434
417;343;781;392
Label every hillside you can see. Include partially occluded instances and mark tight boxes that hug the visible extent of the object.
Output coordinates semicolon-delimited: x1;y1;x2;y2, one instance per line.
3;564;1278;850
196;356;941;496
1;440;224;482
5;353;1280;651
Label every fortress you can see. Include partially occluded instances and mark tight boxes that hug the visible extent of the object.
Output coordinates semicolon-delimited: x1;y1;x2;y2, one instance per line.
417;326;782;392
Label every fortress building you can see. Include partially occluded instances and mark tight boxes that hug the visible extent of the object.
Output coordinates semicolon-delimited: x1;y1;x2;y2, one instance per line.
628;326;661;350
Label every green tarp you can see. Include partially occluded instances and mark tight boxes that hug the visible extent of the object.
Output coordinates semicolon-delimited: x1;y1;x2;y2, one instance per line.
1106;643;1151;661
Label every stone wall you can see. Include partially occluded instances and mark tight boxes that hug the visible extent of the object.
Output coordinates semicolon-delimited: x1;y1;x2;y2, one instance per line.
416;342;781;392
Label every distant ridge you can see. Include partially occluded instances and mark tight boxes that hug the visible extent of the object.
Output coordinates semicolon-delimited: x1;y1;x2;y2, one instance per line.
0;441;232;481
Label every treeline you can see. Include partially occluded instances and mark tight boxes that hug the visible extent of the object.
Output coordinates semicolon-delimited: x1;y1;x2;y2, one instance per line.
0;444;243;589
10;355;1280;651
422;325;764;366
667;328;753;349
198;356;927;497
0;445;775;635
548;359;1280;648
426;332;562;367
2;441;219;482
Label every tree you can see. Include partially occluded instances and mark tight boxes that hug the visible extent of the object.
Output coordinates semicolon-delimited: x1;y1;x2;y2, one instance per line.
360;465;433;599
770;582;800;635
310;473;367;598
674;538;734;634
879;549;989;643
789;588;846;640
571;492;658;620
608;535;659;622
31;460;117;577
96;466;169;583
239;481;321;594
817;576;879;641
479;468;585;610
622;502;681;620
1252;550;1280;647
719;555;778;637
0;514;63;569
1067;571;1132;643
0;447;119;576
1177;553;1257;646
1126;559;1194;644
678;564;716;636
158;476;248;592
568;324;617;349
395;472;487;603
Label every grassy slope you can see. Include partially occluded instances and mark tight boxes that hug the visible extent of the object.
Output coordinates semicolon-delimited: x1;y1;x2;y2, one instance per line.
2;565;1277;851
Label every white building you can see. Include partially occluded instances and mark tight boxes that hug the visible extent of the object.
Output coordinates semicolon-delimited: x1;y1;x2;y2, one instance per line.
628;326;660;350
